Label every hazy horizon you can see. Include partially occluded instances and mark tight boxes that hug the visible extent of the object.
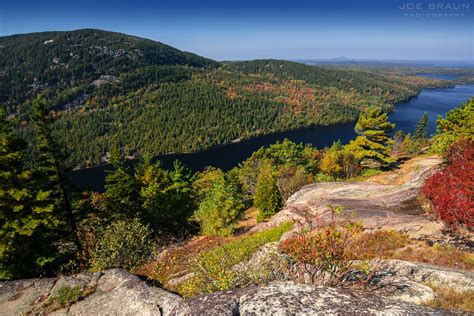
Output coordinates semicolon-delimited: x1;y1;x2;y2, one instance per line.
1;0;472;61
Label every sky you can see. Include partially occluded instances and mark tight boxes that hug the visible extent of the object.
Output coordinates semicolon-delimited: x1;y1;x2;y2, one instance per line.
0;0;472;61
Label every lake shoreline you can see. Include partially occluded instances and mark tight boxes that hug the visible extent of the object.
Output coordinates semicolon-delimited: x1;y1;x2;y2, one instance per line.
71;83;474;192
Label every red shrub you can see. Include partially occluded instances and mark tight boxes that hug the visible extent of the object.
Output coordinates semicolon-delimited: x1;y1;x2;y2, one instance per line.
422;139;474;227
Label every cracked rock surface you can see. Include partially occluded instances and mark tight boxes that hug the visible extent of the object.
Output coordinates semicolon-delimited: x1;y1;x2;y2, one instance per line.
2;262;472;315
171;281;445;315
251;156;444;239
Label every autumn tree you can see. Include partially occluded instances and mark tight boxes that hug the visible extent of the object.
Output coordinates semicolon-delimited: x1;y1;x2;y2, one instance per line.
192;167;226;203
392;130;404;156
319;142;344;178
319;141;361;179
276;165;311;201
347;107;395;167
238;139;319;200
254;160;281;222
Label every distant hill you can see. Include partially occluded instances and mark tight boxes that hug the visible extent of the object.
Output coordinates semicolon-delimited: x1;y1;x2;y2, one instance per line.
0;29;216;113
229;59;419;99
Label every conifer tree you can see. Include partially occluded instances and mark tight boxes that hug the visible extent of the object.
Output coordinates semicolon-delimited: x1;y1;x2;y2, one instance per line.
194;175;244;236
254;161;281;222
31;96;82;252
348;107;395;166
138;159;195;230
104;144;141;220
0;109;59;279
413;112;429;141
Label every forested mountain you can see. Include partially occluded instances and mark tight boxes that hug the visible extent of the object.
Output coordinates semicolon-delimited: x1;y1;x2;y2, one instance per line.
0;29;450;168
0;29;216;113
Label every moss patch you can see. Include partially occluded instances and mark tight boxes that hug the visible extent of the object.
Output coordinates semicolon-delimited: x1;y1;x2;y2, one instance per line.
178;221;293;297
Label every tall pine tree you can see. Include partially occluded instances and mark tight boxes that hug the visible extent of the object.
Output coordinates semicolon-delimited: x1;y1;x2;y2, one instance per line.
413;112;429;141
31;96;81;252
104;144;141;220
348;107;395;166
0;109;60;279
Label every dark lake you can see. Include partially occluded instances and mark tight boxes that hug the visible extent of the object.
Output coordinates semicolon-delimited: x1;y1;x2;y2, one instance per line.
71;84;474;192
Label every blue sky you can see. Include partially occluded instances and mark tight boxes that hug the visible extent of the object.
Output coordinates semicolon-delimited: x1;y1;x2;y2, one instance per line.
0;0;472;61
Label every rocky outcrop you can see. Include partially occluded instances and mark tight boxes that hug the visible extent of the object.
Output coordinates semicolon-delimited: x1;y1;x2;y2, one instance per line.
370;259;474;292
4;156;472;315
0;269;181;315
171;281;443;315
2;260;472;315
252;156;444;239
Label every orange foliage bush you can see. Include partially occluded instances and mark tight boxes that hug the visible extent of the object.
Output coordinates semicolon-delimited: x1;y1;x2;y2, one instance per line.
279;206;363;284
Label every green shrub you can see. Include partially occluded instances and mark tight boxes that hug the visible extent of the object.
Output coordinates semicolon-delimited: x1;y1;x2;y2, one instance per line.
179;221;293;297
91;218;153;271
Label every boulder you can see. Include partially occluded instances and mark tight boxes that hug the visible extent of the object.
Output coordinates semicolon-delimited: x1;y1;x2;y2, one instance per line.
251;156;444;240
370;259;474;292
0;277;57;315
171;281;444;315
0;269;182;315
2;264;470;315
372;276;437;305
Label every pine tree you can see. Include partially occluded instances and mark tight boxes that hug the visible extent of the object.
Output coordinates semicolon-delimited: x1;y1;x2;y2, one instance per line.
138;159;196;230
254;161;281;222
0;109;60;279
194;175;244;236
413;112;429;141
31;96;81;252
348;107;395;166
104;144;141;220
